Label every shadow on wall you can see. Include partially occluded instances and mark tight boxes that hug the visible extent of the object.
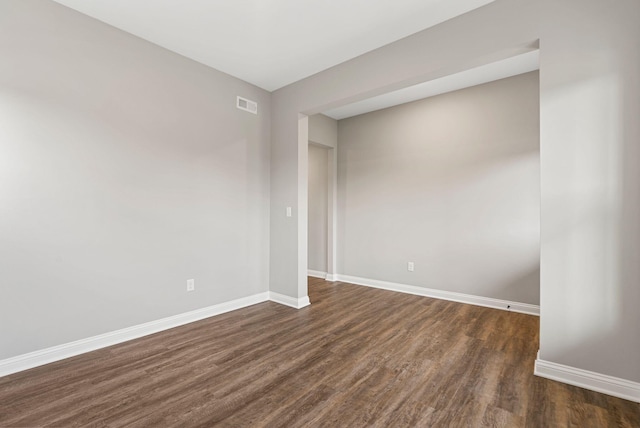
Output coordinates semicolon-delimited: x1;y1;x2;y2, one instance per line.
541;51;640;383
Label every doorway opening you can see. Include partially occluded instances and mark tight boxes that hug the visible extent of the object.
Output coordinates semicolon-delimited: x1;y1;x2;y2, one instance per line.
299;46;540;310
306;114;338;286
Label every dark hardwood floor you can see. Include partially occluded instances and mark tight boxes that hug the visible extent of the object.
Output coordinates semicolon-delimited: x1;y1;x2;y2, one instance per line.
1;277;638;427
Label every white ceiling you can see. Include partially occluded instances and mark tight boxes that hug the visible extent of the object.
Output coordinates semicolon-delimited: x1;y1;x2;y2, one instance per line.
52;0;495;91
324;50;540;120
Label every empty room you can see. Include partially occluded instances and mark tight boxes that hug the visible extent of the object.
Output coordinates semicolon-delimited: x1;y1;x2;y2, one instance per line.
1;0;639;426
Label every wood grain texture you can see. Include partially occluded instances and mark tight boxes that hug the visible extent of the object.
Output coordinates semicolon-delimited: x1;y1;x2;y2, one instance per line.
0;277;638;427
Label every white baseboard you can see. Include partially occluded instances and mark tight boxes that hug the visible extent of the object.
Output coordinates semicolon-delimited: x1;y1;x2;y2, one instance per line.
0;292;270;379
269;292;311;309
325;274;336;282
334;274;540;316
535;351;640;403
0;289;316;379
307;270;327;279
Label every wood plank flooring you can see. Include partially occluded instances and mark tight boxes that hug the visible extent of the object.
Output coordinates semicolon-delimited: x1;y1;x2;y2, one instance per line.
1;277;638;427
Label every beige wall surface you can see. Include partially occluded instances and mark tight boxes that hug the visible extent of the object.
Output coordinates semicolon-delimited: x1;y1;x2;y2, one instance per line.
309;114;338;149
271;0;640;383
337;72;540;305
0;0;271;360
307;145;328;273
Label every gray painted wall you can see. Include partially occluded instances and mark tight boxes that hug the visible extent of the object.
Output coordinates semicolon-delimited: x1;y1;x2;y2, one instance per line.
307;145;328;273
337;72;540;305
271;0;640;383
309;114;338;149
0;1;271;360
308;114;338;277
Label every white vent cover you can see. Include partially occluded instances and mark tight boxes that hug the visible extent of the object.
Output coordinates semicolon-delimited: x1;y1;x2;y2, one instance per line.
237;96;258;114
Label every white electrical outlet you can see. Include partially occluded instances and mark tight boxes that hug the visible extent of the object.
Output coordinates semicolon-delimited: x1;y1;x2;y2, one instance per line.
286;206;292;217
407;262;414;272
187;279;195;292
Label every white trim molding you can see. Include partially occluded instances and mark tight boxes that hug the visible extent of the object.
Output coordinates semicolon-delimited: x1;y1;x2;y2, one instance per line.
535;351;640;403
325;273;336;282
307;270;327;279
334;274;540;316
0;292;270;379
269;292;311;309
0;289;315;379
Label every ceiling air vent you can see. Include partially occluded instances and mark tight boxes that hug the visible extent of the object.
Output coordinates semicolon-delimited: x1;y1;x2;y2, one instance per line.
237;96;258;114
